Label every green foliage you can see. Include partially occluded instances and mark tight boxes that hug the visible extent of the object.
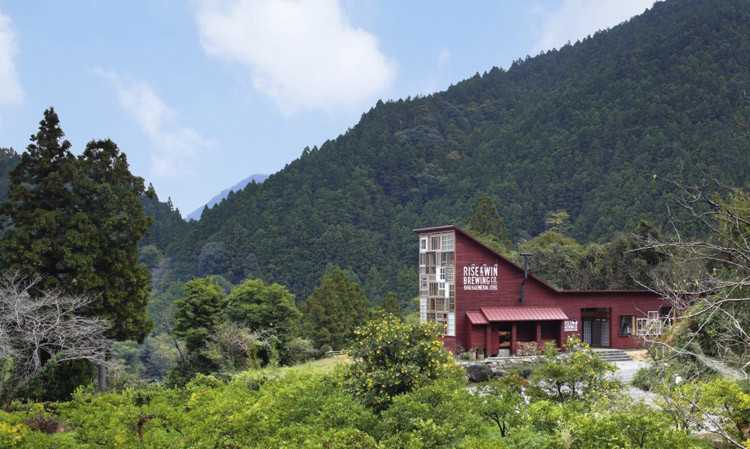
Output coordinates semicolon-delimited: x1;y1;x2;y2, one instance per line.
531;337;619;402
378;379;486;447
15;355;96;402
0;109;153;341
545;211;571;234
223;278;301;342
478;377;526;437
514;220;665;290
466;193;512;251
379;291;402;318
345;315;463;410
654;377;750;444
302;266;370;350
171;277;224;377
0;357;712;449
138;244;162;269
0;147;20;205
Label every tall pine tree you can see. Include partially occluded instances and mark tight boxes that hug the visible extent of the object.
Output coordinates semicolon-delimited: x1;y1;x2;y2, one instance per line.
0;108;153;342
301;266;369;350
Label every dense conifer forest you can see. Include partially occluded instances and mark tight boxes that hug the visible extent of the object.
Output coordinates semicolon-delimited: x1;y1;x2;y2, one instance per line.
138;0;749;303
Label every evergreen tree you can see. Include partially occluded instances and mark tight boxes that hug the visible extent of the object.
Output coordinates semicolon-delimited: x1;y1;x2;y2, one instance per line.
75;139;153;341
466;193;513;251
224;278;301;342
0;108;80;289
380;291;402;318
0;110;153;342
172;277;224;372
301;266;369;350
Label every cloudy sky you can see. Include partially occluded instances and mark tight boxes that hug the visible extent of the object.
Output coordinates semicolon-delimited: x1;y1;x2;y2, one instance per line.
0;0;656;215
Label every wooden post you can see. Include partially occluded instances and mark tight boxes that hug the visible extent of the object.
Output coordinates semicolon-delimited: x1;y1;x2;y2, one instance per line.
97;363;106;392
559;320;565;349
485;324;491;356
536;321;542;350
510;322;517;356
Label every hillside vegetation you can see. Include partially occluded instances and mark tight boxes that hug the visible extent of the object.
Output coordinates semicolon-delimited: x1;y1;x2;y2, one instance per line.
152;0;749;302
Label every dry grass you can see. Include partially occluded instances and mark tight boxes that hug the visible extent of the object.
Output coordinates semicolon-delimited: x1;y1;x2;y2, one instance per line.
624;349;651;362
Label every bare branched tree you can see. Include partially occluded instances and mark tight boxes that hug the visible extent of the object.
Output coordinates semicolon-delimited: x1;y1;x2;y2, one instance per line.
631;176;749;448
635;176;749;379
0;271;112;406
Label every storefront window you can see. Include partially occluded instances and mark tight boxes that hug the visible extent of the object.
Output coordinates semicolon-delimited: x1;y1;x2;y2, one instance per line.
619;315;635;336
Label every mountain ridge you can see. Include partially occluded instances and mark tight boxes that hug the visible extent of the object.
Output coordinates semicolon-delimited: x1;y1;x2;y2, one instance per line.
186;174;268;221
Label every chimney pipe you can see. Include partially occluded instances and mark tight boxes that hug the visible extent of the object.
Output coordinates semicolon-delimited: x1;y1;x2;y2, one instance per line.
519;253;531;303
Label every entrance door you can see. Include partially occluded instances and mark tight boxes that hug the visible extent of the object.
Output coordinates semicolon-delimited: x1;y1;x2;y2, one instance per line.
582;317;610;348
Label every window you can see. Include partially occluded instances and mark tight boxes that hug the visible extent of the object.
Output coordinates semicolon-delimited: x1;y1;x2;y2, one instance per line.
445;267;454;283
647;311;659;320
429;282;438;296
430;236;440;251
619;315;635;336
441;234;454;251
420;237;427;252
420;252;436;267
438;266;446;282
440;251;454;266
661;306;674;326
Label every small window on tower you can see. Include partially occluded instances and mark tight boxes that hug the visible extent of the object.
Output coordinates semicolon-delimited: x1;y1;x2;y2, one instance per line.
431;236;440;251
441;234;454;251
420;237;427;252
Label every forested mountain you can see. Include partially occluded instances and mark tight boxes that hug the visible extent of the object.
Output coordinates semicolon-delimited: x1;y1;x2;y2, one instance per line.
0;148;21;204
158;0;748;302
185;174;268;221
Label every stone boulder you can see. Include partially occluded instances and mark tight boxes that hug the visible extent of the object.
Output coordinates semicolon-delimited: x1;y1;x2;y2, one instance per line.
464;363;494;382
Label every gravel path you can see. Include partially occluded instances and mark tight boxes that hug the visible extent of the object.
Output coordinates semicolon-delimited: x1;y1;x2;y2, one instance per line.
612;361;659;405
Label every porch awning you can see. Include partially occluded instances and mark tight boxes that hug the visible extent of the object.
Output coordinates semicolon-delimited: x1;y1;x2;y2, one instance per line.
466;311;489;325
481;307;568;322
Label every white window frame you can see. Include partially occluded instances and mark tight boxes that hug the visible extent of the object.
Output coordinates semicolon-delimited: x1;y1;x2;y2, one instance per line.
441;234;454;251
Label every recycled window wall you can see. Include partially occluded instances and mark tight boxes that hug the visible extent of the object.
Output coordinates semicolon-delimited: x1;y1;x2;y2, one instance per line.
419;232;455;336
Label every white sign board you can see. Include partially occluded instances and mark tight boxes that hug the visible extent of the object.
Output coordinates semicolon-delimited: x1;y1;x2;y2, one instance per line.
564;320;578;332
462;265;498;291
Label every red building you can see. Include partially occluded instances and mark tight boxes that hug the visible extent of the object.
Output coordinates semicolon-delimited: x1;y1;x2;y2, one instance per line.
415;225;670;355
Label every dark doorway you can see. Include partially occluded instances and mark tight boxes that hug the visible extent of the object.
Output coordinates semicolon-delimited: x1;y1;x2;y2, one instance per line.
581;308;611;348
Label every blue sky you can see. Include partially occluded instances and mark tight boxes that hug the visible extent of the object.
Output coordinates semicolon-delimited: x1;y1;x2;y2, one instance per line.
0;0;655;214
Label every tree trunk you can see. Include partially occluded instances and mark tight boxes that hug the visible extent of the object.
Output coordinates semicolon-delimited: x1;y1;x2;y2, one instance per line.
97;363;106;392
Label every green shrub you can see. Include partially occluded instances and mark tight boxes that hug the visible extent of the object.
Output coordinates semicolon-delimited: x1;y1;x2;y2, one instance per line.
283;337;317;365
345;315;463;410
378;380;485;447
531;336;619;403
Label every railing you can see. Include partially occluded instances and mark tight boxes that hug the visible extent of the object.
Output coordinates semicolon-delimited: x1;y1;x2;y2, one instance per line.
635;317;673;336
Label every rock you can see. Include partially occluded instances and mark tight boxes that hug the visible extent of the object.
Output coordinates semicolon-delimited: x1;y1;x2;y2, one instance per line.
520;368;532;379
490;368;510;378
465;363;494;382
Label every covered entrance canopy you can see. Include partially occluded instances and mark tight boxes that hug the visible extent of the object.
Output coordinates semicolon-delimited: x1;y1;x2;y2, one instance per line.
481;307;568;322
465;307;569;356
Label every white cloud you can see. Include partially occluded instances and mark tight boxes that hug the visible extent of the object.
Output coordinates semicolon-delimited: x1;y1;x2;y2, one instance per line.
193;0;395;115
0;12;24;106
97;69;214;178
532;0;658;54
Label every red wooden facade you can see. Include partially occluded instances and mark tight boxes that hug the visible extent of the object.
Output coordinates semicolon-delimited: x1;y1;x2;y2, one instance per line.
415;225;667;355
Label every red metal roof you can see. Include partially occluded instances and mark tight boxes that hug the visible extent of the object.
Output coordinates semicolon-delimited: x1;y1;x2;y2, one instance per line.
466;311;490;325
480;307;569;322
